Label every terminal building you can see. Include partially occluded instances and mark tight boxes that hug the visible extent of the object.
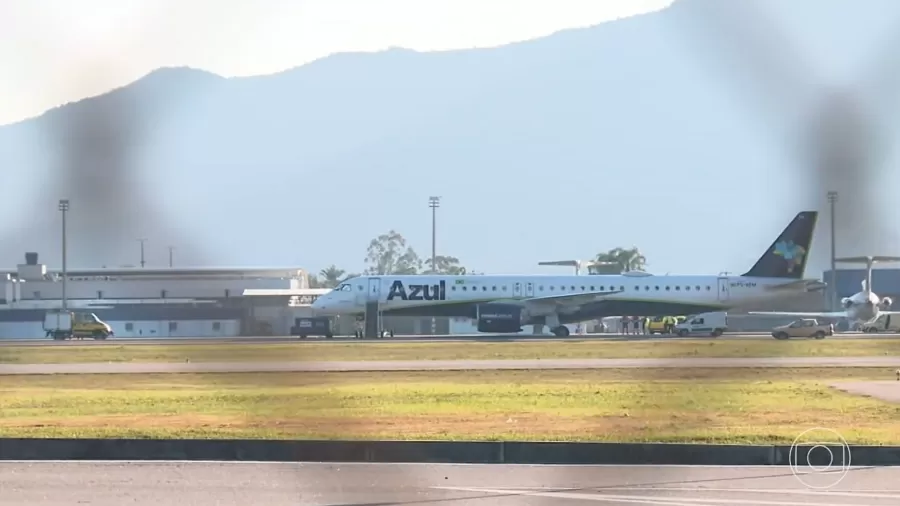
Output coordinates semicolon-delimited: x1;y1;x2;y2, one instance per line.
0;252;330;339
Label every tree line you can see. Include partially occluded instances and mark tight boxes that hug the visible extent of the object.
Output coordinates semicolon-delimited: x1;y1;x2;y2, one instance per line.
309;230;647;289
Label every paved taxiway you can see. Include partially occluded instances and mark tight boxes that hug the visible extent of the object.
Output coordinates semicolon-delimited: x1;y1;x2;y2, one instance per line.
1;332;898;346
1;461;897;505
3;355;900;375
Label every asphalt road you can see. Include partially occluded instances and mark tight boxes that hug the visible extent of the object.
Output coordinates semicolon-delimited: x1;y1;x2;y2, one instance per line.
3;356;900;375
1;461;897;505
1;332;898;346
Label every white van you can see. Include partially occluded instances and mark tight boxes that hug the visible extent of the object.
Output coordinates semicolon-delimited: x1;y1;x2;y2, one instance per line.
674;312;728;337
861;313;900;333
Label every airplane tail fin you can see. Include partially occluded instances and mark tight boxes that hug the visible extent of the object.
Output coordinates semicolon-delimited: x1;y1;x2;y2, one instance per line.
741;211;818;279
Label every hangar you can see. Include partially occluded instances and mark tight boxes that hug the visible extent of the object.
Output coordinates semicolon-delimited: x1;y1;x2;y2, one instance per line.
0;252;327;339
824;268;900;300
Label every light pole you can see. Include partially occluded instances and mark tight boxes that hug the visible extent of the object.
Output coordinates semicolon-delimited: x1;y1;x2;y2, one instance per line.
168;246;174;267
827;191;838;311
58;199;69;310
428;196;440;334
428;197;440;273
137;238;147;268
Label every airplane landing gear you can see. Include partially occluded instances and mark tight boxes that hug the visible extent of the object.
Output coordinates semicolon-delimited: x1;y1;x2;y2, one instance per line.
552;326;570;337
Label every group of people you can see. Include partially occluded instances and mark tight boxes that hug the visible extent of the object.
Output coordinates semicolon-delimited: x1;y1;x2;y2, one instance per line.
597;315;678;335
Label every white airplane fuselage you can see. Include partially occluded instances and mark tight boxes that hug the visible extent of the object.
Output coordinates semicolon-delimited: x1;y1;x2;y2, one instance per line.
312;273;818;325
839;290;892;324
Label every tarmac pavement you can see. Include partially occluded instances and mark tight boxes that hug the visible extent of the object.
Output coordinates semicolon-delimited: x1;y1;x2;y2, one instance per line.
1;461;897;505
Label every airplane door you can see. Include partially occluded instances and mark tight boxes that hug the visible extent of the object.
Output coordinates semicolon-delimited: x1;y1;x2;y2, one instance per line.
717;277;730;302
513;282;522;298
525;282;534;297
367;278;381;302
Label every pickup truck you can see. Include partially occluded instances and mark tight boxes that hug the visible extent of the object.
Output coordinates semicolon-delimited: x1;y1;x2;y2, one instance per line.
771;318;834;340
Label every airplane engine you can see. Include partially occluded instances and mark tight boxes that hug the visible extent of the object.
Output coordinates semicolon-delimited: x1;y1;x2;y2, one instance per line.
880;297;893;310
842;297;854;309
476;303;524;333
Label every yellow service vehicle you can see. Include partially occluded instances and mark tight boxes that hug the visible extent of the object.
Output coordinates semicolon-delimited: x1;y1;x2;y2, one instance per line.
647;315;686;334
43;309;114;340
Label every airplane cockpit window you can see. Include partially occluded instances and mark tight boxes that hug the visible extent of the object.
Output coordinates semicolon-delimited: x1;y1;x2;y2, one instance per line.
335;284;353;292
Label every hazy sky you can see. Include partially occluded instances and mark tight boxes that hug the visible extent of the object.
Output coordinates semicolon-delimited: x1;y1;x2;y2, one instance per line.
0;0;672;125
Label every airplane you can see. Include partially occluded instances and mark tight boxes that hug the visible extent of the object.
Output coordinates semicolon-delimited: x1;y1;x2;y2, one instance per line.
311;211;822;337
749;255;900;327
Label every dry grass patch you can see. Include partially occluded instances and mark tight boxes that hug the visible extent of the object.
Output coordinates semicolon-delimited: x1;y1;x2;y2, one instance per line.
1;368;897;443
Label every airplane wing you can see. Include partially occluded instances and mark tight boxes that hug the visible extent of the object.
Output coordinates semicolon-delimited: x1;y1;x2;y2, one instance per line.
764;279;827;292
523;289;623;309
747;310;848;318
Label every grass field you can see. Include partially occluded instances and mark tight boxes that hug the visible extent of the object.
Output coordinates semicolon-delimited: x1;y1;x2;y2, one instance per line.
1;338;899;364
1;368;897;443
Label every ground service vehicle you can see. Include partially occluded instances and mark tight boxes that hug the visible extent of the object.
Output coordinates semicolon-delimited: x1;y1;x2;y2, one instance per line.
647;315;685;334
771;318;833;340
861;313;900;333
674;312;728;337
290;317;334;339
43;309;114;340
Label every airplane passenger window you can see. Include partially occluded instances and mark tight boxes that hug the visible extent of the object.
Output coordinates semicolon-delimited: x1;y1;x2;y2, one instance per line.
655;286;660;290
482;286;487;291
666;286;670;291
600;286;605;291
696;286;701;291
590;286;595;291
675;286;681;290
539;286;544;291
685;286;690;291
706;286;711;290
645;286;650;291
492;286;496;291
502;286;507;291
570;286;575;291
462;286;467;291
619;286;624;291
635;286;639;290
581;286;585;291
451;286;456;290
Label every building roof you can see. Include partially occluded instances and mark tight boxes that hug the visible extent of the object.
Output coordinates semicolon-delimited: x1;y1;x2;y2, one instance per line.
3;266;308;279
241;288;331;297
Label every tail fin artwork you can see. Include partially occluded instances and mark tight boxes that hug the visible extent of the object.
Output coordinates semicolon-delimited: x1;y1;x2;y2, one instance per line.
742;211;818;279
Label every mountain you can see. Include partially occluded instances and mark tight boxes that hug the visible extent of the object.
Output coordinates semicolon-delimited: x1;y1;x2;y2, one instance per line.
0;0;898;274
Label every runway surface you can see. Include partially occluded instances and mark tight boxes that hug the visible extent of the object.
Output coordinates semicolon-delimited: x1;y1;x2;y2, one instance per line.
1;461;897;505
1;332;898;346
3;355;900;375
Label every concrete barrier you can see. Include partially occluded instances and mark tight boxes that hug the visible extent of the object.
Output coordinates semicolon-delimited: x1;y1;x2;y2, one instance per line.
0;439;899;465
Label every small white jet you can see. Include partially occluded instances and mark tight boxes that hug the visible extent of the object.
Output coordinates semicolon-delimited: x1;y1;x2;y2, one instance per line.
750;255;900;327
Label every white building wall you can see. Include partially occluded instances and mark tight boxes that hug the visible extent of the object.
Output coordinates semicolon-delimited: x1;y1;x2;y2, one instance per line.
0;277;295;301
0;319;241;339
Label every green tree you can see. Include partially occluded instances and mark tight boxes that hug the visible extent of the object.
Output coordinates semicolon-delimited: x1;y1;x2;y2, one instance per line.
364;230;422;275
424;254;467;274
318;265;346;288
593;247;647;273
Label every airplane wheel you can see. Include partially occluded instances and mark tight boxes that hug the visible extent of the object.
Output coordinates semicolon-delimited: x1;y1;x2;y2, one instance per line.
552;326;570;337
